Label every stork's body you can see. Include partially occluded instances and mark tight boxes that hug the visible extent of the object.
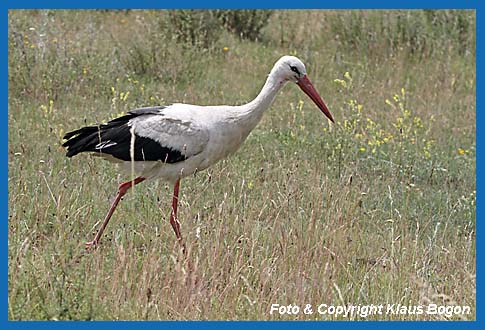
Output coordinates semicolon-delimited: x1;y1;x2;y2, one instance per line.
63;55;334;250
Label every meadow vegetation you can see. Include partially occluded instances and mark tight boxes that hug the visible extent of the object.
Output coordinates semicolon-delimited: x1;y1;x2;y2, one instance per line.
8;10;475;320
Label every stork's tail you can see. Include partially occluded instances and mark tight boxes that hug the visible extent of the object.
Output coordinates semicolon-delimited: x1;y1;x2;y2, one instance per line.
62;126;104;158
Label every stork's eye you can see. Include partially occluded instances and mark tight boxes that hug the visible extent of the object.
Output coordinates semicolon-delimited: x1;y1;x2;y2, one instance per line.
289;65;300;75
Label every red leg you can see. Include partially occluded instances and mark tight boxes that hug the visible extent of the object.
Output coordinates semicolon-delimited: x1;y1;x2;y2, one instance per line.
169;179;186;253
86;176;145;249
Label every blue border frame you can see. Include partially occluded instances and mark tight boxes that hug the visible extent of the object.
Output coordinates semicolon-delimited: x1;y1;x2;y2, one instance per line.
4;0;480;328
3;0;481;9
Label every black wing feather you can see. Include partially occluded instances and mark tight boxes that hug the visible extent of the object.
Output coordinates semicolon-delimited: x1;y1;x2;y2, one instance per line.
62;106;187;163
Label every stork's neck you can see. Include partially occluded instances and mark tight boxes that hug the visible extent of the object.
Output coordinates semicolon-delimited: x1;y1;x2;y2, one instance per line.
236;73;286;128
247;73;285;114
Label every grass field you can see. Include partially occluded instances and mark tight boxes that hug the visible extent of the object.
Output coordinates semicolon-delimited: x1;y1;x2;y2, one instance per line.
8;10;475;320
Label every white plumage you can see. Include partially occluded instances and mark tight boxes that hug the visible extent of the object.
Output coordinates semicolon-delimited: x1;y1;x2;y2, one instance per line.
124;105;210;182
63;55;334;250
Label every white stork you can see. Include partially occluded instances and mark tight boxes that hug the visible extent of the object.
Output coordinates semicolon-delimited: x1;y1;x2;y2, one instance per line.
63;55;335;250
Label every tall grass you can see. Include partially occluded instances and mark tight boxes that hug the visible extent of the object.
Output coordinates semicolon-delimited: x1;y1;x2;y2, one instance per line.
8;10;475;320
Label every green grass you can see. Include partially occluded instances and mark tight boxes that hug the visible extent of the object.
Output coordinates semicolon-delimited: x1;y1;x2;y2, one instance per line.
8;10;475;320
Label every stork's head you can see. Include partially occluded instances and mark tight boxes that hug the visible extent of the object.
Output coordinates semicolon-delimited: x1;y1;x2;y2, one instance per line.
271;55;334;123
271;55;308;83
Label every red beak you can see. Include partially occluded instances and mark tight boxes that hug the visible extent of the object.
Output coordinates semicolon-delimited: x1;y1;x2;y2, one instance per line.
297;75;334;123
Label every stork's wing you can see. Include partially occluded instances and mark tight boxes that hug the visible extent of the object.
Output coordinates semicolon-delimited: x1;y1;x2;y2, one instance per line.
129;107;209;161
63;106;209;163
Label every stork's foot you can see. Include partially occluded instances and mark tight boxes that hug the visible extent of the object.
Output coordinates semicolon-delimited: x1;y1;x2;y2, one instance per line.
85;241;98;250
